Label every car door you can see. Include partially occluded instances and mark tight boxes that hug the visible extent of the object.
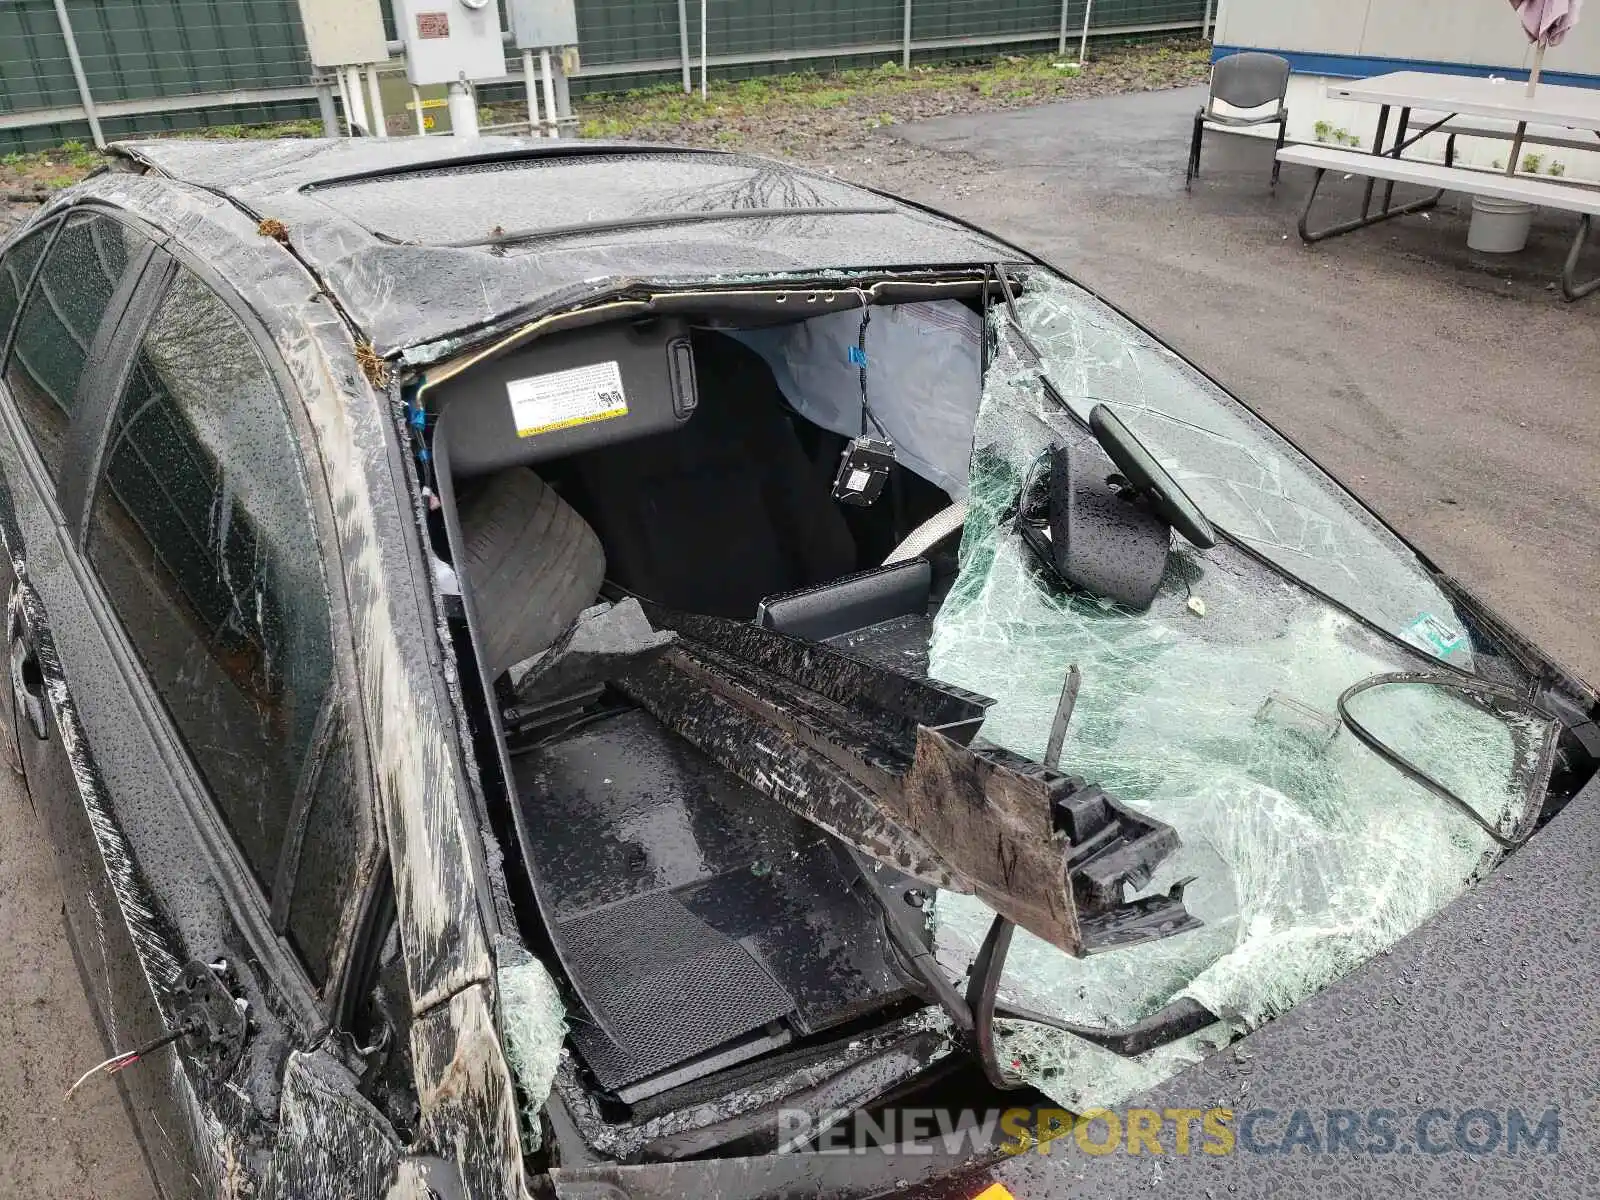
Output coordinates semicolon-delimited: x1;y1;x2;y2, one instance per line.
76;237;404;1191
0;207;208;1193
0;206;394;1195
0;212;64;771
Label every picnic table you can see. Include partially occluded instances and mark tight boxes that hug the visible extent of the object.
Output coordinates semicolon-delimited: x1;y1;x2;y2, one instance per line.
1329;70;1600;174
1275;69;1600;299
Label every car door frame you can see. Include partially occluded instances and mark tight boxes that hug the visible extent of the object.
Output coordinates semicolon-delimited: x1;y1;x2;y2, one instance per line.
68;228;388;1014
0;210;64;772
0;204;211;1194
0;199;394;1192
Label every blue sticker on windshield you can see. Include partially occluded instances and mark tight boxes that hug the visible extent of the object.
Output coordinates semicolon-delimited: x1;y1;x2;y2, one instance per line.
1406;612;1465;657
848;346;868;367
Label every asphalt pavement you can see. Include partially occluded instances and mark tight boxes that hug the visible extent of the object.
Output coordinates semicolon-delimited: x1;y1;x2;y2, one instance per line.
0;733;156;1198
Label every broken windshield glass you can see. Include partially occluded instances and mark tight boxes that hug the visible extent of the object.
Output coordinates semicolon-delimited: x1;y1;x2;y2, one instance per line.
1007;270;1475;666
926;293;1556;1110
1340;676;1550;846
497;941;567;1153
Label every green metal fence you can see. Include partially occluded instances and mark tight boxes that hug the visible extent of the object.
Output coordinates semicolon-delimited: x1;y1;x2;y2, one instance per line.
1;0;1208;154
0;0;318;151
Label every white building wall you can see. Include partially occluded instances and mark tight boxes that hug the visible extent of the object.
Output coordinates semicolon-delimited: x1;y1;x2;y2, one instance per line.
1216;0;1600;75
1214;0;1362;57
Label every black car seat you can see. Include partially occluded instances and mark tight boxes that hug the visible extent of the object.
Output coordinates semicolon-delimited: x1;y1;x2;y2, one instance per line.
554;330;859;618
457;467;606;677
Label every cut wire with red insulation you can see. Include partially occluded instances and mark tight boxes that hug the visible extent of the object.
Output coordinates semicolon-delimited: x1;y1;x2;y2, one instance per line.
64;1025;190;1100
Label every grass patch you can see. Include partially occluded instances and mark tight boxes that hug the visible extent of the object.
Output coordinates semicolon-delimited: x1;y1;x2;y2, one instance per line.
192;117;325;139
1;115;327;196
2;140;105;193
568;44;1203;141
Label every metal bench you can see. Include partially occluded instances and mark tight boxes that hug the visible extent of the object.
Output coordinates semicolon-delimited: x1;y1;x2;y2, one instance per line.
1438;122;1600;162
1359;108;1600;165
1277;142;1600;300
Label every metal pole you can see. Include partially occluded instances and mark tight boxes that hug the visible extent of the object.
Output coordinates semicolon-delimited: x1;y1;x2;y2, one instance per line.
1509;40;1547;171
678;0;692;94
700;0;708;100
1057;0;1069;58
1202;0;1214;41
51;0;105;149
447;79;479;136
314;80;339;137
523;49;543;136
411;85;426;136
902;0;913;70
540;49;559;138
1507;122;1529;174
1078;0;1094;64
365;65;387;138
344;65;369;133
554;51;574;134
335;70;355;136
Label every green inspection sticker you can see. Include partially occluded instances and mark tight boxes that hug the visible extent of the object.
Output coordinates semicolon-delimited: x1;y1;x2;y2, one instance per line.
1407;612;1465;657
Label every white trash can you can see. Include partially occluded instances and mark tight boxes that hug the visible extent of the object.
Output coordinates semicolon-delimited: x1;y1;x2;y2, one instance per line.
1467;195;1534;253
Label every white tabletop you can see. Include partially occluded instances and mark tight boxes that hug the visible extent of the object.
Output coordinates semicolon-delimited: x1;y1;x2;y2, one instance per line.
1329;70;1600;132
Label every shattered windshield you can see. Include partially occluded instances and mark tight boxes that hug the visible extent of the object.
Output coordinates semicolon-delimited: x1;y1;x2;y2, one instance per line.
1010;270;1474;665
926;274;1556;1109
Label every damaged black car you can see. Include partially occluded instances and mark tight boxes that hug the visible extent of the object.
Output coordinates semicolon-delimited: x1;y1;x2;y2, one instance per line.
0;138;1593;1199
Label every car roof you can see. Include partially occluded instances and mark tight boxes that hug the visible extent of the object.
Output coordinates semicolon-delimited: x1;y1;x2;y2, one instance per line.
112;137;1016;359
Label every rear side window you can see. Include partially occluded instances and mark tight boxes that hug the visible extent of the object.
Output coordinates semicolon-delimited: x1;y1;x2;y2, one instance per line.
5;213;144;479
86;267;334;897
0;222;51;355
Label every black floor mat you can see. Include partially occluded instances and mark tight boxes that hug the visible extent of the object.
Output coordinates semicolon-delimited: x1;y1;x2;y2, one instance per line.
556;892;794;1088
512;707;908;1094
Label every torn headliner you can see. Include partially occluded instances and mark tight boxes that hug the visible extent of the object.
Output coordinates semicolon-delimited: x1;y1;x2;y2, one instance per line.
111;137;1016;358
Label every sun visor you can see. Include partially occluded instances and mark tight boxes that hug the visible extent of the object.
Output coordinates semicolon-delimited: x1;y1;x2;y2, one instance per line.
433;318;698;477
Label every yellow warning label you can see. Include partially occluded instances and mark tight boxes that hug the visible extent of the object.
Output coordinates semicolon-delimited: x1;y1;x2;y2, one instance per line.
508;360;629;439
515;407;629;439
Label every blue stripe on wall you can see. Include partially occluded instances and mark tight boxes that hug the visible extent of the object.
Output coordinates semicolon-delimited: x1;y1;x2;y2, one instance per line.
1211;45;1600;90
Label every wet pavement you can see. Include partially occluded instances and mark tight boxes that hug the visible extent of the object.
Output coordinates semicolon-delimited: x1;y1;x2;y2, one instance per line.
0;745;155;1198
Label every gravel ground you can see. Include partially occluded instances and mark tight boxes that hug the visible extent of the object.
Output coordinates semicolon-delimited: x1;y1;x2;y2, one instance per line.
1;197;38;237
0;741;156;1198
575;43;1205;146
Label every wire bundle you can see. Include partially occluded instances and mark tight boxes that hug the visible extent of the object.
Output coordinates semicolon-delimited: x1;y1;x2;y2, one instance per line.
64;1025;190;1101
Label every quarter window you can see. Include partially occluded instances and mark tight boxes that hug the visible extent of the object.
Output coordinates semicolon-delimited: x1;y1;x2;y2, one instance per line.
86;267;334;898
5;213;144;478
